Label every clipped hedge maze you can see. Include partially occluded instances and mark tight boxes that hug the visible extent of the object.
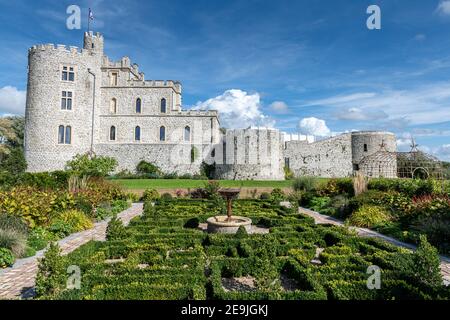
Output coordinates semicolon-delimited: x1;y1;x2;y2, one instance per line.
52;199;449;300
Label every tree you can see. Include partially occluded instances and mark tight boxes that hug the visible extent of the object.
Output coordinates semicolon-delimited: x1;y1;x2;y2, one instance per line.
413;235;443;288
65;153;117;177
35;242;66;297
0;116;26;175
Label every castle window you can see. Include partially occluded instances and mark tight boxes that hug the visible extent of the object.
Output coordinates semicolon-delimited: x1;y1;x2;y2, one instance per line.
135;126;141;141
110;126;116;141
110;98;117;114
285;157;290;169
58;125;64;144
353;164;360;171
184;126;191;142
62;66;75;82
61;91;73;110
136;98;142;113
159;126;166;141
160;98;166;113
65;126;72;144
110;72;118;86
364;144;368;152
58;125;71;144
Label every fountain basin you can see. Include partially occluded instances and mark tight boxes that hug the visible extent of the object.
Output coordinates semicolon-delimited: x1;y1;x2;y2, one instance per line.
206;216;252;234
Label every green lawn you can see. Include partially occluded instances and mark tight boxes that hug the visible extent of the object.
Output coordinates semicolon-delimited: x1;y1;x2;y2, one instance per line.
114;179;293;190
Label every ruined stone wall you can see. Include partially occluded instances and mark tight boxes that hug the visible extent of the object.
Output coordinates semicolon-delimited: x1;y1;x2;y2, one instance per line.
214;128;284;180
284;134;354;177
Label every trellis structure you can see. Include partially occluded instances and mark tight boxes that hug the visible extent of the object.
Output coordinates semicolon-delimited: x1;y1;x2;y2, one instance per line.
358;138;445;180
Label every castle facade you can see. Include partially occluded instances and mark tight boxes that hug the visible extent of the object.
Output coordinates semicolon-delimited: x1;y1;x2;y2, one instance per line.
24;32;397;179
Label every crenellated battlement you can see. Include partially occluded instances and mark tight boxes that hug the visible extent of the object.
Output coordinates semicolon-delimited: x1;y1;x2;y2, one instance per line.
28;43;96;56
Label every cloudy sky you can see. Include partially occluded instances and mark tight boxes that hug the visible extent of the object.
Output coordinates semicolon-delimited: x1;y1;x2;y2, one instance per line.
0;0;450;160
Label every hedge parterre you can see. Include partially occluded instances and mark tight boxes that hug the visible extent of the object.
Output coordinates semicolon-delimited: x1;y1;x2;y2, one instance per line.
43;199;449;300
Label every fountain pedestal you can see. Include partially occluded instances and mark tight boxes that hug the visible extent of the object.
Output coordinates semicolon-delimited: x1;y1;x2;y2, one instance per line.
206;188;252;234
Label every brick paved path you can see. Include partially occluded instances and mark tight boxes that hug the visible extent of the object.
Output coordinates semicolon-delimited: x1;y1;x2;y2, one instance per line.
0;203;144;300
299;207;450;286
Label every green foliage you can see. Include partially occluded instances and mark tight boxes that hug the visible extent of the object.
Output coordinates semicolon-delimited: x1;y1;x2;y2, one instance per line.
0;228;27;257
161;193;173;201
412;235;443;288
49;210;93;237
66;153;118;177
27;227;55;251
42;198;448;300
0;212;28;235
284;166;294;180
106;216;127;241
269;188;285;203
35;242;66;297
0;247;14;268
292;176;318;192
346;205;391;228
235;226;248;238
368;178;435;197
136;160;162;177
142;188;160;202
200;161;216;179
0;147;27;175
204;180;220;199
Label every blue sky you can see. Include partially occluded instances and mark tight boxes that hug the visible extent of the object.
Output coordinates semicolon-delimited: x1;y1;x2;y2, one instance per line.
0;0;449;160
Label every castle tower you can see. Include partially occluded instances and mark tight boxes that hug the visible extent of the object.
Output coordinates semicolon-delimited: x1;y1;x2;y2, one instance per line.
83;31;104;54
24;33;103;172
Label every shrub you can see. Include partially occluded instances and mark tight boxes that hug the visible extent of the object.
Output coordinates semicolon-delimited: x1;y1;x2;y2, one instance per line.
106;216;127;241
412;235;443;288
184;217;199;229
0;212;28;235
200;161;215;179
204;180;220;199
270;188;285;202
27;227;55;251
66;153;118;177
136;160;161;176
329;195;351;218
235;226;248;238
0;247;15;268
292;176;318;192
0;228;27;257
346;205;391;228
284;166;294;180
0;147;27;176
142;188;160;202
54;210;93;232
161;193;173;201
35;242;66;297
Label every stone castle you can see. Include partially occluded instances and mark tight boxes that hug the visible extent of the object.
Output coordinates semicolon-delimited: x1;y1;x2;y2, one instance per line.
24;32;397;180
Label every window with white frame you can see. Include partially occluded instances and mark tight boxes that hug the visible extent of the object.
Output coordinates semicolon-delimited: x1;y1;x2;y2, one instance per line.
58;125;71;144
61;91;73;110
62;66;75;81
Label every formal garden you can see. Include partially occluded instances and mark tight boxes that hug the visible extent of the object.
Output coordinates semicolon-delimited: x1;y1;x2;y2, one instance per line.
33;190;449;300
0;116;449;300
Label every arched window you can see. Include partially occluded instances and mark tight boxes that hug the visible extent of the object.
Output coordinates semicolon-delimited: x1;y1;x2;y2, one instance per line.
184;126;191;142
110;98;117;114
364;144;368;152
159;126;165;141
136;98;142;113
135;126;141;141
110;126;116;141
160;98;166;113
65;126;71;144
58;125;65;144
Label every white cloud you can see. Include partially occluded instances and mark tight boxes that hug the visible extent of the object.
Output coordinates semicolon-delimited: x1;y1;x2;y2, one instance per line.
0;86;26;115
298;117;331;137
269;101;288;114
437;1;450;16
433;144;450;161
192;89;274;129
335;107;388;121
300;83;450;126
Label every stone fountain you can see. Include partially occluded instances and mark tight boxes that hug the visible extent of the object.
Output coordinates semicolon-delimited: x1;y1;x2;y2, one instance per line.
206;188;252;234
